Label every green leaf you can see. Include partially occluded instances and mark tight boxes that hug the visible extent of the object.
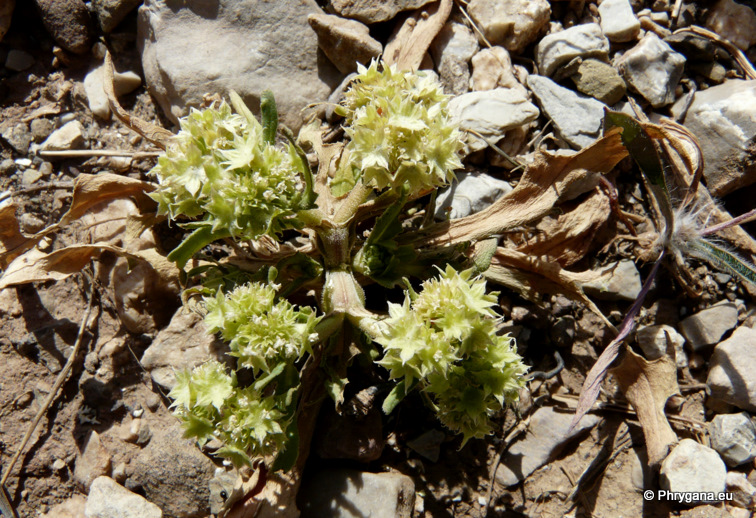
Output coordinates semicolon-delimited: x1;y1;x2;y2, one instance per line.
252;362;286;392
382;379;409;414
603;110;674;236
182;413;216;441
688;239;756;286
261;90;278;145
470;238;498;275
330;162;361;198
216;444;253;467
167;226;231;270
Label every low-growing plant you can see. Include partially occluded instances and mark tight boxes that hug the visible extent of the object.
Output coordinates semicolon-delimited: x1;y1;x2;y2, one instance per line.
159;61;529;474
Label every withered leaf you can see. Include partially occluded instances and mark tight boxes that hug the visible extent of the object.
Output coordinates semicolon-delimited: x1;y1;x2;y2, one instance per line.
610;343;679;466
0;199;29;269
413;128;627;248
383;0;452;71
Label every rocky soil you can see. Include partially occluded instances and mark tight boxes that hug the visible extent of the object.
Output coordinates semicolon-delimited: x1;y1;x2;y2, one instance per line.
1;0;756;517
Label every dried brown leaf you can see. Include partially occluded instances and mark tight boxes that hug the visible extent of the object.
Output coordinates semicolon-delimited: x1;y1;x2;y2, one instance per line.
0;199;29;269
674;26;756;79
610;344;679;466
485;247;615;331
104;51;174;148
515;190;610;266
413;128;628;248
383;0;453;71
0;173;154;265
0;243;178;291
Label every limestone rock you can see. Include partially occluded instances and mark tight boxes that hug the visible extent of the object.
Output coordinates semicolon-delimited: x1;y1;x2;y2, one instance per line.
429;21;479;95
660;439;727;504
92;0;142;33
34;0;94;54
467;0;551;53
598;0;641;42
137;0;342;130
708;412;756;467
40;120;86;151
707;326;756;412
671;79;756;197
535;23;610;78
527;74;606;149
679;302;738;350
434;171;512;220
495;406;600;486
449;87;539;153
84;63;143;120
636;324;687;368
308;13;381;74
74;431;112;491
581;260;642;301
616;32;685;108
471;46;522;92
705;0;756;51
726;472;756;509
85;476;162;518
141;307;229;390
299;469;415;518
329;0;435;24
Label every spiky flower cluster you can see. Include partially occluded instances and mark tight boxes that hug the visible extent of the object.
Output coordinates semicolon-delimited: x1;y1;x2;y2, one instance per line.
169;360;287;467
376;266;528;444
340;60;464;194
149;101;305;239
204;282;321;374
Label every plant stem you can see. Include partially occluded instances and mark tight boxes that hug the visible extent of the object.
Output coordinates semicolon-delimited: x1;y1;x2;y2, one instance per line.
699;207;756;236
333;182;372;225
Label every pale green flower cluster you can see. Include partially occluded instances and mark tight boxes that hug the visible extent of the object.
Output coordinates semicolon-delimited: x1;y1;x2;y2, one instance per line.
203;282;321;375
376;266;528;444
149;101;305;239
169;360;286;466
340;60;464;193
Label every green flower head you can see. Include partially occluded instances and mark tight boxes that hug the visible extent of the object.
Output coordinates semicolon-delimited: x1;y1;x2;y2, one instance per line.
203;282;321;375
376;265;528;444
340;60;464;194
149;98;306;240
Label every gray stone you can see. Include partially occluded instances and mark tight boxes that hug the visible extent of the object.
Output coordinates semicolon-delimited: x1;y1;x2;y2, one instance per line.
137;0;342;131
1;123;31;154
636;324;688;368
30;118;55;142
448;87;539;153
725;472;756;509
34;0;94;55
74;431;112;491
406;429;446;462
429;21;479;95
308;13;381;75
581;260;642;301
84;63;143;120
434;171;513;220
467;0;551;53
598;0;641;42
708;412;756;466
535;23;610;78
570;58;626;105
616;33;685;108
471;46;522;92
299;469;415;518
0;158;15;174
660;439;727;504
671;80;756;197
141;307;228;390
5;49;34;71
124;420;215;517
21;168;44;187
705;0;756;51
708;326;756;412
679;302;738;350
40;120;86;151
526;74;606;149
92;0;142;33
495;406;600;486
85;476;162;518
329;0;435;24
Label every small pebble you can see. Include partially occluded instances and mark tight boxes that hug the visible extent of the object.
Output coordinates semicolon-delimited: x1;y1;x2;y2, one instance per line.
5;50;35;71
